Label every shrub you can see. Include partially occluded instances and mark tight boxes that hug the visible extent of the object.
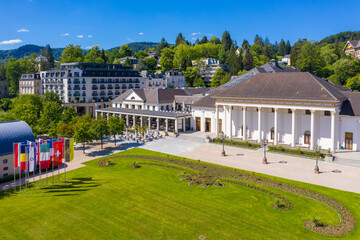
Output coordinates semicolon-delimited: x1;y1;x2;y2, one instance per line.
212;138;261;149
268;146;326;159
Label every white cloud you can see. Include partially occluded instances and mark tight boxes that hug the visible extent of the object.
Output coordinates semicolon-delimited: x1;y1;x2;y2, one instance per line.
206;33;213;36
17;28;29;32
0;39;23;45
138;32;144;35
86;45;98;49
192;37;197;40
126;37;134;42
77;35;84;38
61;33;69;37
191;32;200;36
88;35;92;38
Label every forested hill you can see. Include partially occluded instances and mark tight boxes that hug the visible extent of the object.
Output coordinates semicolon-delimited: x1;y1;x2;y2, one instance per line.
0;44;64;61
320;31;360;44
0;42;160;62
111;42;160;52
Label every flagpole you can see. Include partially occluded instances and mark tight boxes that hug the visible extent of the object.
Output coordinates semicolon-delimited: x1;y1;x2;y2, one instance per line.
39;143;42;191
25;146;28;198
52;156;54;189
13;143;16;193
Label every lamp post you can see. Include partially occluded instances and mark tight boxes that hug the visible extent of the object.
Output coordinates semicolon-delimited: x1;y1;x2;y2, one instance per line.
262;138;268;164
314;145;320;174
220;131;226;157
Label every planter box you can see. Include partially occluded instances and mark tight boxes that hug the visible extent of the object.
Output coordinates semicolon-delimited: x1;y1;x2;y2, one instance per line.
325;155;334;162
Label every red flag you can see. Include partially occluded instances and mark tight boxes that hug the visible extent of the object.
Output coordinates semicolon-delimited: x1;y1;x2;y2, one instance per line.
14;143;19;168
53;141;64;166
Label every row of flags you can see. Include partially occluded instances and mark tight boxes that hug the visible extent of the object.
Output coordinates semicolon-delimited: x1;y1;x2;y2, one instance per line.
13;138;74;172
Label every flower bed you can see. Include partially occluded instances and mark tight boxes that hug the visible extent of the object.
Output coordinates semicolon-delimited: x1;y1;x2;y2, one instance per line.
268;146;326;160
105;154;355;236
212;138;261;150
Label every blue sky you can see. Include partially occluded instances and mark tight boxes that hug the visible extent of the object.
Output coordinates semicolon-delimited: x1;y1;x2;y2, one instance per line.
0;0;359;50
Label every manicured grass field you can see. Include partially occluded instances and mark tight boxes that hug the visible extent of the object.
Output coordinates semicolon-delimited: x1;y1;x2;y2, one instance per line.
0;148;359;239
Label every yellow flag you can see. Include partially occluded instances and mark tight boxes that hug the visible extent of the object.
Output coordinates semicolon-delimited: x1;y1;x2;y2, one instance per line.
68;139;74;162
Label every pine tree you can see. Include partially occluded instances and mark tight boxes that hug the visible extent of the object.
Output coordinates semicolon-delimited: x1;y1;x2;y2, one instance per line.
277;39;286;56
228;46;243;75
254;35;260;44
221;31;232;51
157;37;169;51
200;35;208;44
264;36;270;45
40;45;55;70
195;38;200;45
285;40;291;54
242;39;250;52
175;33;185;46
243;52;254;71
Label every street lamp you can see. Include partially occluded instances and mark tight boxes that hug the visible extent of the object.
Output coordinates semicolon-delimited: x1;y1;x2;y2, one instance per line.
220;131;226;157
314;145;321;174
262;138;268;164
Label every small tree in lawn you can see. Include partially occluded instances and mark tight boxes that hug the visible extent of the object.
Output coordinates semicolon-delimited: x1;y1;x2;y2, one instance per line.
108;116;125;146
74;117;93;154
93;116;109;149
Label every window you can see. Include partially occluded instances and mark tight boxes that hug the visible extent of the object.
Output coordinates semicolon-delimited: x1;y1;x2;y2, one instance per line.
270;127;275;140
304;131;311;144
3;173;8;177
305;110;311;115
3;167;8;171
271;108;274;113
324;111;330;116
3;159;8;164
288;109;292;114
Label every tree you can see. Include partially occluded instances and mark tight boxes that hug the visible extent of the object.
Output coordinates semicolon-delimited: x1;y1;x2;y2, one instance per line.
60;44;84;63
332;59;360;85
93;116;109;149
135;51;149;59
0;98;11;111
183;67;200;87
193;77;205;87
285;40;291;55
175;33;186;46
209;36;221;45
74;116;94;154
241;39;250;52
108;116;125;146
42;91;62;105
211;68;225;87
345;74;360;91
123;57;133;68
84;46;105;63
119;45;133;57
40;44;55;70
62;107;77;124
264;36;270;45
6;57;36;96
243;52;254;70
290;39;306;67
157;37;169;52
160;48;174;71
200;36;208;44
145;57;157;71
277;39;286;56
296;42;325;75
221;31;232;51
136;59;148;72
220;73;231;85
228;46;243;75
57;122;75;138
0;66;6;80
320;44;339;65
39;101;64;131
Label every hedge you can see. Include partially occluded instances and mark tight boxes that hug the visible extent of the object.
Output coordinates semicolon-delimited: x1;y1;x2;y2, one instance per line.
212;138;261;149
268;146;326;159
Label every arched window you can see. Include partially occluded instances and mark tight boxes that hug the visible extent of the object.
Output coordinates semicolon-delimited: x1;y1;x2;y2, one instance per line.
270;127;275;140
304;131;311;145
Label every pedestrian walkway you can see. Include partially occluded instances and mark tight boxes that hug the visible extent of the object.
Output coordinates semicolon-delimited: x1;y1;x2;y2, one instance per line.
177;144;360;194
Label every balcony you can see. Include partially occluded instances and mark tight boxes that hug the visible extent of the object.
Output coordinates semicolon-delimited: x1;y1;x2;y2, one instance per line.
68;86;72;90
73;85;80;90
92;79;97;84
107;85;113;89
68;91;72;96
122;85;127;89
115;91;120;95
108;91;113;95
92;92;98;96
100;85;106;90
114;79;120;83
73;79;80;84
135;84;140;89
92;86;98;90
108;78;113;83
73;91;80;97
128;84;133;89
82;92;86;96
82;86;86;90
100;91;106;96
82;79;86;84
115;85;120;89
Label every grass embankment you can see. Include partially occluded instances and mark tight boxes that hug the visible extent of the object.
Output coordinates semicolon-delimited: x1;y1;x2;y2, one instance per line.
0;148;359;239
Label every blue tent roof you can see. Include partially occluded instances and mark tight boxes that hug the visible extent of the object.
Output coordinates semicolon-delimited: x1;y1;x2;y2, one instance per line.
0;121;35;156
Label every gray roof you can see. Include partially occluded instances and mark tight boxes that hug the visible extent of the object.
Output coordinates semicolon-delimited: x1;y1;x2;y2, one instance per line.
349;40;360;49
112;89;189;104
340;92;360;116
96;107;191;119
0;121;35;156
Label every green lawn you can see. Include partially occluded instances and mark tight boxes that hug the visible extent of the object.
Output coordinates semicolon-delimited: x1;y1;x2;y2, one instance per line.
0;148;359;240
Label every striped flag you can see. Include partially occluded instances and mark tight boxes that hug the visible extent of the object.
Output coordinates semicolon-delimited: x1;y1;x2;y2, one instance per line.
20;143;27;171
65;139;74;162
14;143;20;168
40;142;50;169
27;142;37;172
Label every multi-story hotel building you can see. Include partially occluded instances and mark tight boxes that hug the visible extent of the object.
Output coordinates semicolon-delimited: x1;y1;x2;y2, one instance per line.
19;73;41;95
193;58;230;83
141;70;186;89
343;40;360;60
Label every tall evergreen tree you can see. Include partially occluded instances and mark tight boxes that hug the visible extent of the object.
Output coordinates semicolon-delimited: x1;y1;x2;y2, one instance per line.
243;52;254;71
285;40;291;54
40;45;55;70
221;31;232;51
175;33;185;46
277;39;286;56
195;39;200;45
264;36;270;45
241;39;250;52
200;35;208;44
157;37;169;52
254;35;260;44
228;45;243;75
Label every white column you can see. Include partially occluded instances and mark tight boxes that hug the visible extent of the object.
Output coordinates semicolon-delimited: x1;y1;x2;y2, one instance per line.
228;106;232;138
156;118;159;131
257;107;262;143
165;119;169;132
291;109;296;147
148;117;151;129
223;106;227;136
331;111;336;152
274;108;278;145
200;111;205;132
182;118;186;132
140;116;143;126
242;106;247;141
107;113;110;120
215;105;219;136
310;110;315;150
126;115;129;126
133;115;136;127
175;118;178;133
